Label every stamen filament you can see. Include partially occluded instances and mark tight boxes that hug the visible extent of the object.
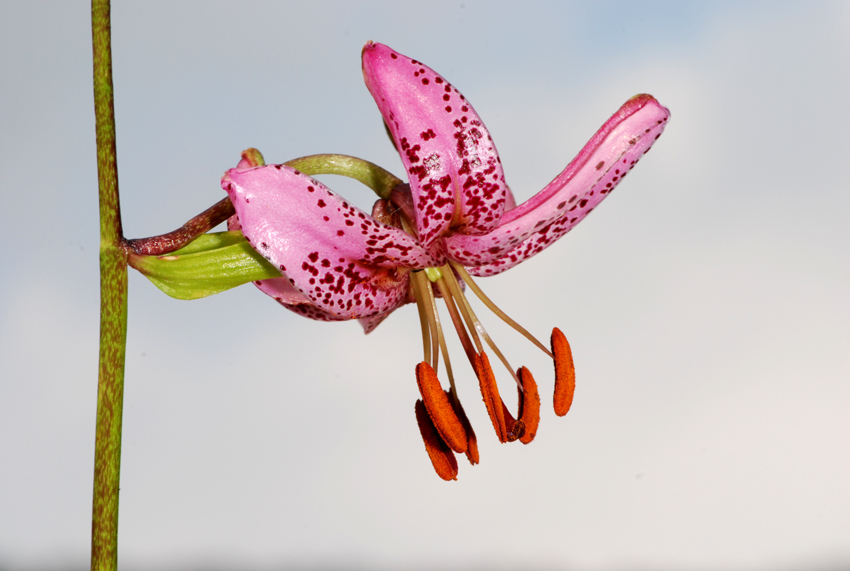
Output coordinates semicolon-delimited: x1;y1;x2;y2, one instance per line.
421;273;442;373
414;268;459;400
434;312;458;397
423;274;457;399
438;267;484;354
441;265;521;389
451;262;554;359
433;276;477;364
410;272;432;366
413;270;441;371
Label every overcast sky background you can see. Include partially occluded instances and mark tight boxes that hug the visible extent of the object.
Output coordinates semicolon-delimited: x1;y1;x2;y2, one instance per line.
1;1;849;570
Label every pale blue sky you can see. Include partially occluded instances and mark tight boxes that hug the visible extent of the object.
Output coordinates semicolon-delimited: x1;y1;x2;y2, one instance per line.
1;2;849;569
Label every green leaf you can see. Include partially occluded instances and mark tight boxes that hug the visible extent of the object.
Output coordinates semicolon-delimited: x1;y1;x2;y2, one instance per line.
130;231;282;300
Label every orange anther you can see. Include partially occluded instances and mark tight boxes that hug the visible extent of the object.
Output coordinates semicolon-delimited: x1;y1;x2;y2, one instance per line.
517;367;540;444
474;352;508;443
501;398;523;442
447;390;479;465
414;400;458;481
552;328;576;417
415;362;468;454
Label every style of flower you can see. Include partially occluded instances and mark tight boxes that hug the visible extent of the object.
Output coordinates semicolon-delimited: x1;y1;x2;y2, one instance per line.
221;42;670;480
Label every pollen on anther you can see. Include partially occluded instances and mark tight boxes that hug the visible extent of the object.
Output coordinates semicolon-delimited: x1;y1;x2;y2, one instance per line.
474;352;508;443
415;362;468;454
517;367;540;444
501;399;521;442
414;400;458;481
447;390;479;465
552;328;576;417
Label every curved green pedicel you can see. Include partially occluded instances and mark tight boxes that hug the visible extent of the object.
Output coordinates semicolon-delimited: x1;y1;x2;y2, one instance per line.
285;153;403;199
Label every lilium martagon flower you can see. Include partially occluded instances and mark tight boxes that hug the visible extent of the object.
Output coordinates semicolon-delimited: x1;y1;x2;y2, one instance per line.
218;42;670;480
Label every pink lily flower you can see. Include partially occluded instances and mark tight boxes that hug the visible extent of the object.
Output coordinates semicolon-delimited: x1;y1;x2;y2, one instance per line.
221;42;669;479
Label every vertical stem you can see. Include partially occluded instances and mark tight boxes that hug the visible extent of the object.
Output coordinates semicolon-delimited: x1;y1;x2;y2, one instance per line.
91;1;128;570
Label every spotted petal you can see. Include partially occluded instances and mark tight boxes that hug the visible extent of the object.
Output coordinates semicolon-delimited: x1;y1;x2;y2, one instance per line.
256;277;351;322
444;95;671;275
362;42;510;248
222;164;439;319
225;191;343;322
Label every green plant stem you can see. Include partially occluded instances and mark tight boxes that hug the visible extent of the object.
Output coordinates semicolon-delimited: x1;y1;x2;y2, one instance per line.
92;1;128;570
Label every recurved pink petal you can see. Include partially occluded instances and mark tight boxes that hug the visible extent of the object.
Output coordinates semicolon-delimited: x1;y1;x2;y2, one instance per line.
251;277;347;322
228;186;341;321
227;151;341;321
222;164;439;319
445;95;670;275
362;42;509;247
358;310;395;334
